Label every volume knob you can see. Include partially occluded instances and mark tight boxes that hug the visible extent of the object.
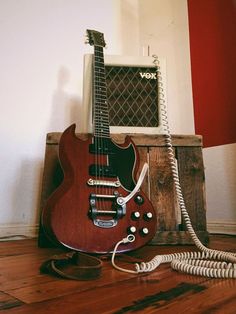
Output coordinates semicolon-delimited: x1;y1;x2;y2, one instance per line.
131;211;141;220
140;227;149;236
144;212;153;221
128;226;137;234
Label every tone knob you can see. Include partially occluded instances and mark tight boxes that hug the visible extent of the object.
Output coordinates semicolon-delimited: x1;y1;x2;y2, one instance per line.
140;227;149;236
144;212;153;221
134;195;144;205
128;226;137;234
131;211;141;220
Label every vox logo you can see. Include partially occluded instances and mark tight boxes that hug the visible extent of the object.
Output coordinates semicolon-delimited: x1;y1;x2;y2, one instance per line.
139;72;157;79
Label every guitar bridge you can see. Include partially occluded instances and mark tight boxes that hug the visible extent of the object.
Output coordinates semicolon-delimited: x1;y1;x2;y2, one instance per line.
89;193;126;228
87;178;121;187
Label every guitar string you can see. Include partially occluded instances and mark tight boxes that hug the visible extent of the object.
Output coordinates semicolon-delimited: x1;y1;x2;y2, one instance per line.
94;51;101;212
100;46;113;213
102;50;114;210
94;48;101;212
98;46;115;215
95;47;106;214
92;53;97;206
98;47;106;213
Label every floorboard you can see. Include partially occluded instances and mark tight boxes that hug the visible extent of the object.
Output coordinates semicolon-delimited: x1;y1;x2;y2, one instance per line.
0;235;235;313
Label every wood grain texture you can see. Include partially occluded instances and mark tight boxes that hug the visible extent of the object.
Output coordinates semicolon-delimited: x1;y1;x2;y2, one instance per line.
176;146;207;231
46;133;203;147
0;235;235;313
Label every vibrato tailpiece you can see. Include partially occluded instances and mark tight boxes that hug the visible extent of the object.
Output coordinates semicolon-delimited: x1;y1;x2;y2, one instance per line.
89;163;149;229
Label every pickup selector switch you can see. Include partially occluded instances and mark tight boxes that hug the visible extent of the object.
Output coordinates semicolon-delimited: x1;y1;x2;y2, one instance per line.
144;212;153;221
131;211;141;220
134;195;144;205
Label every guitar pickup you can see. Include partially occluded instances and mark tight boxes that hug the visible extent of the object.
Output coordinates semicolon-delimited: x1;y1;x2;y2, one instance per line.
89;164;117;177
89;143;114;155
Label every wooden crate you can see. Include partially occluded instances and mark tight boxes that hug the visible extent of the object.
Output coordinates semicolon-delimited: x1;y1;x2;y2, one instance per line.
38;133;209;247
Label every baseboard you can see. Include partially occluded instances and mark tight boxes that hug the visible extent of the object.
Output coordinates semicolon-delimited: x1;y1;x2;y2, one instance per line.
207;221;236;235
0;223;39;240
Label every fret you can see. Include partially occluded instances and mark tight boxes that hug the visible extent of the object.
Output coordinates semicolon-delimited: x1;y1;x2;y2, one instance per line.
94;127;110;133
94;126;110;131
94;80;106;86
94;63;105;69
95;100;107;106
94;132;110;138
94;110;108;115
94;117;109;123
94;129;110;137
94;107;109;112
94;98;107;103
94;81;105;86
94;106;109;111
94;135;110;139
94;88;106;93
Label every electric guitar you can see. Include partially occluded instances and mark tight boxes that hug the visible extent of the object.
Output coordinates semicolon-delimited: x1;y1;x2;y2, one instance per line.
41;30;157;254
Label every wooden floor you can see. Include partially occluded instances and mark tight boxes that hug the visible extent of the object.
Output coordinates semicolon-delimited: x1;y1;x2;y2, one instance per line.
0;234;235;313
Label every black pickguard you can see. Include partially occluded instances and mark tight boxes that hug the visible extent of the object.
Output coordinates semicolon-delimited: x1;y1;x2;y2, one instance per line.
108;140;136;192
89;137;136;192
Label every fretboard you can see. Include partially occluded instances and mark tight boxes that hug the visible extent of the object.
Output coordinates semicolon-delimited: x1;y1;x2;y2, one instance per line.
93;46;110;139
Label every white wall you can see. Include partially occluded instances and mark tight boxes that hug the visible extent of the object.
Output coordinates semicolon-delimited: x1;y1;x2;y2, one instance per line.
138;0;195;134
0;0;235;237
0;0;137;235
204;144;236;234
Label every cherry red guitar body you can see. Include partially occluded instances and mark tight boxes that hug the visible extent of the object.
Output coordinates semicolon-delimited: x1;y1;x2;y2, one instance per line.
41;124;157;254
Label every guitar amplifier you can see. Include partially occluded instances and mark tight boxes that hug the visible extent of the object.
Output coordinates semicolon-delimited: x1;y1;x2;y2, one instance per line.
82;55;167;134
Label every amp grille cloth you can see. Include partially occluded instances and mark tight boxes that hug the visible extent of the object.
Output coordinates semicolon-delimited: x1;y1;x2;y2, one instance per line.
105;66;159;127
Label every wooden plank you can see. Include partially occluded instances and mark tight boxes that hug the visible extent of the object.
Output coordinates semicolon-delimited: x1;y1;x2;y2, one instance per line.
176;147;207;231
148;147;177;232
46;132;203;147
114;133;203;147
5;264;137;304
152;231;209;245
0;251;62;290
0;239;37;257
153;279;236;314
0;292;23;311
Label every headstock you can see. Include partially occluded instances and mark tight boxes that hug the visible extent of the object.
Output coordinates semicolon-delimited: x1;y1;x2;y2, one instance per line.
86;29;106;48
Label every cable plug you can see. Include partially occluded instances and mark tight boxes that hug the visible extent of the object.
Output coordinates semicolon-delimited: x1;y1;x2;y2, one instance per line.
122;234;135;244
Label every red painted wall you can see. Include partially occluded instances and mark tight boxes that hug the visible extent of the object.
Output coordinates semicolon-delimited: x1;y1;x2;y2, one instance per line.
187;0;236;147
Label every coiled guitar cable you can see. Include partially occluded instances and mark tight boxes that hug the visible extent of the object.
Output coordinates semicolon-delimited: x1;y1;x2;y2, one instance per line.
112;55;236;278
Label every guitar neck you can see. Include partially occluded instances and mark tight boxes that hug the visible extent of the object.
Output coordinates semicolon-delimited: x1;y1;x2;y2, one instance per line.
93;46;110;139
